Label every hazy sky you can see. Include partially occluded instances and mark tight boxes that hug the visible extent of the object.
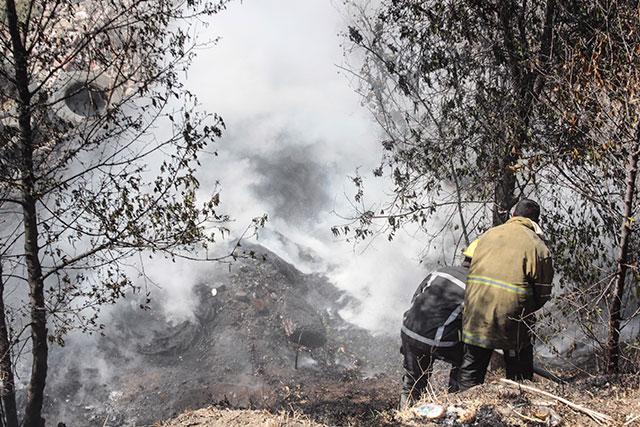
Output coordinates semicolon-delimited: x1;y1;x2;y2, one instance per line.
164;0;429;333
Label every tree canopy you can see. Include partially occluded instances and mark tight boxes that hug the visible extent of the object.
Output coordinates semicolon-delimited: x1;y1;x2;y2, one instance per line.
342;0;640;374
0;0;261;424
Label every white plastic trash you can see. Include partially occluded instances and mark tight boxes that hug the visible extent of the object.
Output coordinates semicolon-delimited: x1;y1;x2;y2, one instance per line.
414;403;445;420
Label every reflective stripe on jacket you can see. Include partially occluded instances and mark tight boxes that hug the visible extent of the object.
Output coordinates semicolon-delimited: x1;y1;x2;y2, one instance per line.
462;216;554;350
402;265;467;348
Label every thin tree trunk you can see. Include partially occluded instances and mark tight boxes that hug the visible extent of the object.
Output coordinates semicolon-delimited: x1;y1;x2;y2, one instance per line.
492;0;556;227
5;1;48;425
0;264;18;427
607;128;640;374
450;158;470;245
21;193;47;427
492;153;517;226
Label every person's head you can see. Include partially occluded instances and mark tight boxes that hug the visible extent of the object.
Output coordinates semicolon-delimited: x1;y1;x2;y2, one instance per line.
512;199;540;223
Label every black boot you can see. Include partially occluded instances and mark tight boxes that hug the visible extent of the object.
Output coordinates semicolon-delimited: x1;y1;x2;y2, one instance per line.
399;391;410;410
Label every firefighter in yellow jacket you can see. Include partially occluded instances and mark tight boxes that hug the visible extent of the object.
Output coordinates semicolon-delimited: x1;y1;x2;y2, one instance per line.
458;199;554;390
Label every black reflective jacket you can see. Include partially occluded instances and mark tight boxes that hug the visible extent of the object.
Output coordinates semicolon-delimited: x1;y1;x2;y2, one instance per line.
402;265;467;348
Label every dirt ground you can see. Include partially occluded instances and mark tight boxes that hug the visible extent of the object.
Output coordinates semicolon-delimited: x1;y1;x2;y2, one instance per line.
159;370;640;427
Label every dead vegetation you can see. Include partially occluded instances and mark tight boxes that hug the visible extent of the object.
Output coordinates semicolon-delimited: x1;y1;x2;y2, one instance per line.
156;407;323;427
159;369;640;427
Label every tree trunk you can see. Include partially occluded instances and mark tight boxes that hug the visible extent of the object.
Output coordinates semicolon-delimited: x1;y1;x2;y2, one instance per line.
492;0;556;227
21;196;48;427
450;158;470;245
606;128;640;374
6;1;48;425
0;265;18;427
492;153;517;226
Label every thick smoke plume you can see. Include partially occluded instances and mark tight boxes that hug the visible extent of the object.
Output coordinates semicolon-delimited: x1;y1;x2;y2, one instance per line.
250;137;331;226
181;0;436;334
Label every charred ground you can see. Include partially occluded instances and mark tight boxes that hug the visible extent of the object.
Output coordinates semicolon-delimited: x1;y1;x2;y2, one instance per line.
37;244;640;427
42;244;401;426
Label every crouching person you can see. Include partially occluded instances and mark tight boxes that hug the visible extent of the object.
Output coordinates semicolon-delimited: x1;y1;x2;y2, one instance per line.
399;241;477;408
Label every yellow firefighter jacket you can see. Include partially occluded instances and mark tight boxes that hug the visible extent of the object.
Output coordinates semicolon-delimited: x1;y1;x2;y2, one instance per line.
462;216;554;350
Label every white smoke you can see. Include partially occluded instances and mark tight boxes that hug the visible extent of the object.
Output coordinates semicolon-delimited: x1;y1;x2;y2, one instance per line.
175;0;434;335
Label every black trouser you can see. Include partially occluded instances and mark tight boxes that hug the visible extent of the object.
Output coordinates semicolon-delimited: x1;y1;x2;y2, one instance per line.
400;332;463;404
457;343;534;391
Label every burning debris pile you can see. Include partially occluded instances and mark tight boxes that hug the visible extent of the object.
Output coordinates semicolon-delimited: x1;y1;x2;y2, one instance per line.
42;244;400;426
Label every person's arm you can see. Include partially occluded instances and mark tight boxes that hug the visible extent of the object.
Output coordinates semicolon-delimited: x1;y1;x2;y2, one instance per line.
411;273;433;304
532;255;554;311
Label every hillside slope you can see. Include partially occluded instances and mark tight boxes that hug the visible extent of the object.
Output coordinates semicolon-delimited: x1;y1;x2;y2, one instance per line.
43;244;400;426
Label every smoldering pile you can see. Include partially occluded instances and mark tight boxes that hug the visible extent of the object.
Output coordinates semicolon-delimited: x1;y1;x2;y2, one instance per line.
42;243;399;426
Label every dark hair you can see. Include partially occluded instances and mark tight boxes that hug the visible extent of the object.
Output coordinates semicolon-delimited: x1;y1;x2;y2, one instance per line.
513;199;540;223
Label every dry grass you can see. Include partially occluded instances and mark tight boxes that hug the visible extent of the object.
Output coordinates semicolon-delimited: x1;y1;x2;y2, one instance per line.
156;406;324;427
156;369;640;426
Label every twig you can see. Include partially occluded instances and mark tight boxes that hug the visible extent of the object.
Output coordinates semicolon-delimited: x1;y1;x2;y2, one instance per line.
624;414;640;426
294;332;302;370
500;379;614;425
509;405;546;424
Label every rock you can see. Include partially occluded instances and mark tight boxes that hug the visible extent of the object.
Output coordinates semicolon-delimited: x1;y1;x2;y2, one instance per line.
533;407;562;426
252;298;269;315
457;408;476;424
446;405;476;424
234;291;250;302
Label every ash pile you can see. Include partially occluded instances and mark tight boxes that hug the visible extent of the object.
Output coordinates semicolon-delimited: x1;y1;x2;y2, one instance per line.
43;244;399;426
